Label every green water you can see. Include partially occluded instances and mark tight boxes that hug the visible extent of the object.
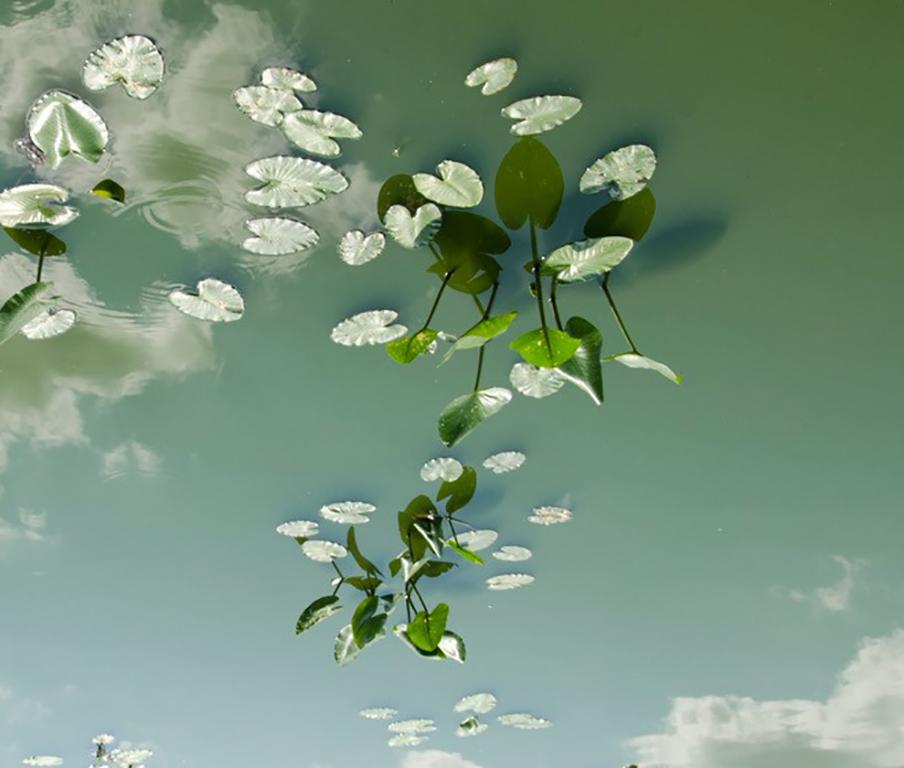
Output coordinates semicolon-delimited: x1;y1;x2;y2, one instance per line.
1;1;903;767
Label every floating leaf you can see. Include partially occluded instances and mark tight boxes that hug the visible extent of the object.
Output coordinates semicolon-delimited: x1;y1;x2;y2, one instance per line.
386;329;437;364
482;451;525;474
338;230;385;265
377;175;428;221
509;362;565;399
528;506;572;525
233;85;301;126
543;236;633;282
438;630;466;663
448;541;484;565
388;719;437;734
320;501;375;525
245;156;348;208
334;624;362;665
0;184;78;229
441;311;517;364
457;716;488;737
276;520;319;538
296;595;341;635
455;693;498;714
487;573;534;590
580;144;657;200
436;465;476;514
360;707;398;720
510;328;580;368
465;57;517;95
413;160;484;208
384;203;441;248
301;540;348;562
242;216;318;255
3;227;66;256
331;309;407;346
420;457;463;483
501;95;582;136
0;282;53;346
20;307;76;340
281;109;362;157
22;758;63;767
89;178;126;204
438;388;511;447
456;529;498;552
492;545;532;562
497;713;552;730
261;66;317;93
407;603;449;651
584;188;656;240
495;137;563;230
608;352;682;383
557;316;603;405
388;734;428;748
26;90;109;168
169;279;244;323
82;35;164;99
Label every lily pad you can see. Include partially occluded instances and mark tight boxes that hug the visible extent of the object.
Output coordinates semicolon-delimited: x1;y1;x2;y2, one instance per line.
296;595;341;634
27;90;109;168
608;352;682;384
456;529;498;552
420;457;463;483
493;545;532;562
91;179;126;204
388;734;428;748
510;328;581;368
0;184;78;229
487;573;534;591
261;66;317;93
338;230;385;265
330;309;407;346
501;95;582;136
20;307;76;340
0;282;53;346
457;716;488;737
3;227;66;256
557;316;604;405
320;501;376;525
245;156;349;208
438;387;512;447
497;713;552;730
494;137;563;230
242;217;318;255
455;692;498;714
233;85;301;126
482;451;526;474
465;57;517;95
384;203;442;248
509;362;565;398
388;719;436;734
22;758;63;767
386;329;438;363
377;174;429;221
82;35;165;99
528;505;572;525
580;144;657;200
360;707;398;720
413;160;484;208
281;110;362;157
168;279;244;323
276;520;319;538
302;539;348;563
584;188;656;240
543;236;633;282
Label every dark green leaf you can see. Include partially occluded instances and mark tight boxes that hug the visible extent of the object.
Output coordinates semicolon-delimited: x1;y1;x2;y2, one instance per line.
510;328;581;367
377;174;429;221
438;388;512;447
584;187;656;240
91;178;126;204
407;603;449;652
427;252;500;295
3;227;66;257
0;282;53;346
421;560;456;578
295;595;341;635
557;316;604;405
347;526;382;577
394;624;447;660
388;557;402;577
386;328;438;364
398;495;438;561
495;137;564;230
437;466;477;514
352;596;387;649
344;576;383;592
441;311;517;364
430;211;509;295
448;541;485;565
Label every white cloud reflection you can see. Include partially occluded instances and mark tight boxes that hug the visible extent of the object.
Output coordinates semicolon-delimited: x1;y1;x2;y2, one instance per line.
401;751;482;768
776;555;866;613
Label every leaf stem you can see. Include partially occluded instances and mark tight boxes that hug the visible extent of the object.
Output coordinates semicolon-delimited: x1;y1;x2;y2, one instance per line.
421;268;454;331
550;275;563;330
529;219;552;355
36;242;47;283
472;282;499;392
601;273;639;353
330;561;345;595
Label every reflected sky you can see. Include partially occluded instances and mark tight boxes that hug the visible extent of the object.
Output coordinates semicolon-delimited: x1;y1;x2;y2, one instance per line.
1;1;903;767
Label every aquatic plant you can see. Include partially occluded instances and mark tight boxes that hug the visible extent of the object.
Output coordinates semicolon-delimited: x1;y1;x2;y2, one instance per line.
22;733;150;768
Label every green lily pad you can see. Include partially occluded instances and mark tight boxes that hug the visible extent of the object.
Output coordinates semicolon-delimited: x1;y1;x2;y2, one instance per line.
3;227;66;257
438;388;512;447
509;328;580;368
584;188;656;241
495;137;563;230
386;328;438;363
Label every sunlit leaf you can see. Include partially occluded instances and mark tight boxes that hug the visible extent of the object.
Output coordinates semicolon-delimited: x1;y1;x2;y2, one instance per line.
497;713;552;729
407;603;449;651
482;451;526;474
334;624;362;665
301;540;348;563
436;465;476;514
438;630;466;663
20;307;76;340
360;707;398;720
347;526;382;576
168;278;244;323
388;734;429;748
242;216;318;255
338;230;385;265
457;716;488;737
91;179;126;204
27;90;109;168
22;757;63;767
82;35;164;99
281;109;362;157
501;95;582;136
509;362;565;398
0;282;53;346
320;501;375;525
607;352;682;384
487;573;534;590
3;227;66;256
584;188;656;240
331;309;407;346
384;203;441;248
456;529;498;552
244;155;348;208
0;184;78;229
494;137;563;230
377;174;428;221
438;388;511;447
510;328;580;368
580;144;657;200
261;66;317;93
420;457;463;483
276;520;319;538
465;57;517;95
543;236;633;282
556;316;603;405
343;575;382;592
492;545;532;562
233;85;301;126
413;160;484;208
386;329;437;364
352;596;387;649
388;719;437;734
296;595;341;635
528;505;572;525
455;692;498;714
421;560;456;578
441;311;517;364
447;541;484;565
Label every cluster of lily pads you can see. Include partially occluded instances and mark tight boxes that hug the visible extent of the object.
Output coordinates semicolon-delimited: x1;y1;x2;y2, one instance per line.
22;733;152;768
329;57;680;447
279;448;571;665
0;35;164;345
358;691;551;749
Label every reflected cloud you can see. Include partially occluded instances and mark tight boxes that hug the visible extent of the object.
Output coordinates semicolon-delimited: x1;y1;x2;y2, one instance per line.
401;751;482;768
775;555;866;613
0;508;48;548
101;441;161;480
628;630;904;767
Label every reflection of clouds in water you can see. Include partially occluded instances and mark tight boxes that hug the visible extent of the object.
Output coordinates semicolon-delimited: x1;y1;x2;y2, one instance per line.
401;751;482;768
776;555;865;613
101;441;161;480
0;508;48;548
0;252;215;473
628;630;904;768
0;0;381;268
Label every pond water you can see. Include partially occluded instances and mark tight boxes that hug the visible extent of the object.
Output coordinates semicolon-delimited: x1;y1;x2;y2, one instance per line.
1;1;903;767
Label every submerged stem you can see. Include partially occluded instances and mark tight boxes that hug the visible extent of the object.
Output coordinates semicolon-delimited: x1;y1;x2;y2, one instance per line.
472;282;499;392
601;273;639;353
529;219;552;355
550;275;563;330
35;243;47;283
421;269;454;331
427;242;486;315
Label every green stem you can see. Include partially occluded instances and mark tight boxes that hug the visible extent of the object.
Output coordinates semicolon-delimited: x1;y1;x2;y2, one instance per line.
427;242;486;315
330;561;345;595
529;219;552;355
36;243;47;283
601;273;639;353
446;514;462;546
550;275;563;330
472;282;499;392
421;268;454;331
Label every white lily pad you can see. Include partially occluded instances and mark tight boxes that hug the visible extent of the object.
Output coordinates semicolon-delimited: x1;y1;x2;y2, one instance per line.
261;66;317;93
276;520;319;538
388;734;428;748
457;529;498;552
338;230;385;265
420;457;463;483
492;545;532;562
544;236;634;282
413;160;483;208
455;692;497;714
384;203;441;248
109;749;153;765
169;279;244;323
501;95;582;136
487;573;534;591
528;505;572;525
482;451;526;474
242;217;318;255
465;57;518;95
20;307;76;340
301;539;347;563
580;144;657;200
510;362;565;398
457;716;488;737
360;707;398;720
281;110;362;157
497;713;552;730
22;758;63;767
608;352;682;384
27;90;109;168
233;85;301;126
330;309;407;346
320;501;376;524
0;184;78;228
388;719;436;734
82;35;165;99
245;156;349;208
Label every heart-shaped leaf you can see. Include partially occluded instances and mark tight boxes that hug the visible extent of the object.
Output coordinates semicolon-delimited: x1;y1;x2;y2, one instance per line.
233;85;302;126
436;466;477;514
244;156;349;208
0;282;53;346
501;95;582;136
261;67;317;93
82;35;165;99
338;230;385;265
495;138;563;230
556;316;603;405
509;328;580;368
543;237;633;282
331;309;407;346
441;311;517;364
377;174;429;221
27;90;109;168
584;188;656;240
242;216;318;255
406;603;449;652
384;203;442;248
169;279;244;323
3;227;66;256
438;387;512;447
465;57;518;95
296;595;341;635
580;144;657;200
413;161;484;208
509;362;565;399
281;109;362;157
438;631;466;663
0;184;78;229
386;329;438;364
